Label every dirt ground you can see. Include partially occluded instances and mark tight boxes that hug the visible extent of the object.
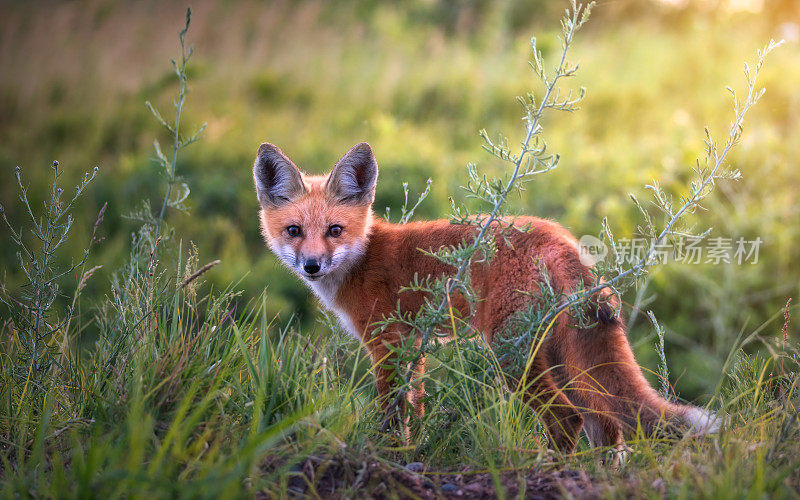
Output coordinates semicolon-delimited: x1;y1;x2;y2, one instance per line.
260;454;598;499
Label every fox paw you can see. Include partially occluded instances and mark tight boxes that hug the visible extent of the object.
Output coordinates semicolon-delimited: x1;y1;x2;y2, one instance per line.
605;444;632;468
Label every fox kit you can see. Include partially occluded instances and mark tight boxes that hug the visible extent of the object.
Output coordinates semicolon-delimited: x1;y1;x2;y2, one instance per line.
253;141;718;451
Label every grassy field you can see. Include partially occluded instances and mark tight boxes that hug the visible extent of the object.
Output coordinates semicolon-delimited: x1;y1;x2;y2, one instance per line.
1;0;799;497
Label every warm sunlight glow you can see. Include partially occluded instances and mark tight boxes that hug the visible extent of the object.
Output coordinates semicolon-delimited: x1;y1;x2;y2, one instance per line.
655;0;764;11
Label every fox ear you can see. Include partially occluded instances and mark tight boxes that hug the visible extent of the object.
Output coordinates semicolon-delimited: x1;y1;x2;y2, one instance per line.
326;142;378;205
253;143;306;207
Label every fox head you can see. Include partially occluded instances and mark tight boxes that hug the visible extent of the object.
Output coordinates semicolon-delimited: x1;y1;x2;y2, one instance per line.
253;142;378;282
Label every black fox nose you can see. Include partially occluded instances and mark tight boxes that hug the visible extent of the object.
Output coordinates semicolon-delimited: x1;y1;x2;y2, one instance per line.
303;260;321;275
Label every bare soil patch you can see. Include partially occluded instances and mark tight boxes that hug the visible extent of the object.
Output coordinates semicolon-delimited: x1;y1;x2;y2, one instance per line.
260;454;598;499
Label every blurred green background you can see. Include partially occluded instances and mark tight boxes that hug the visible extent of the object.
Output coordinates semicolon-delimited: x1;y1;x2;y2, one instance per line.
1;0;798;400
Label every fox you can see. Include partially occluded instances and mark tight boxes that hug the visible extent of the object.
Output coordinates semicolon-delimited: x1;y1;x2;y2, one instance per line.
252;141;719;452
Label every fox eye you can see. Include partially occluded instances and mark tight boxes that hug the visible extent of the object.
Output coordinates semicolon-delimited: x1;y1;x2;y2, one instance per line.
328;225;343;237
286;225;302;237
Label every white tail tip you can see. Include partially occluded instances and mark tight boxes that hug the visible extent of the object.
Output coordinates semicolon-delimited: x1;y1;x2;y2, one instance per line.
682;406;721;435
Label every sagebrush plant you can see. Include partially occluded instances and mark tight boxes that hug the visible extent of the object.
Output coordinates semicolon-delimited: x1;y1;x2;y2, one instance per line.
0;160;100;431
147;7;206;237
374;0;593;443
0;2;798;498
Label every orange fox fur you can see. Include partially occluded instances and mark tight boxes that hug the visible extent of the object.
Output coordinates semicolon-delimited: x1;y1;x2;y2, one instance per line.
253;141;718;452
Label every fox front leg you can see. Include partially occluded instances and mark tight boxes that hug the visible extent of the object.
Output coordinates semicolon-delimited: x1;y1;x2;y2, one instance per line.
367;331;425;444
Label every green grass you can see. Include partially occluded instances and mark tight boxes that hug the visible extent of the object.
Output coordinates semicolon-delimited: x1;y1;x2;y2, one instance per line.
1;280;797;497
1;0;799;497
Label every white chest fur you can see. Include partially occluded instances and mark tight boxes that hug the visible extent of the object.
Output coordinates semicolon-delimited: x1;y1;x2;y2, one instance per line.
308;271;361;340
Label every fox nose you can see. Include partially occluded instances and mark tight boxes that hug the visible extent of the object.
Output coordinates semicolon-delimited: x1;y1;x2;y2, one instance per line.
303;259;321;275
